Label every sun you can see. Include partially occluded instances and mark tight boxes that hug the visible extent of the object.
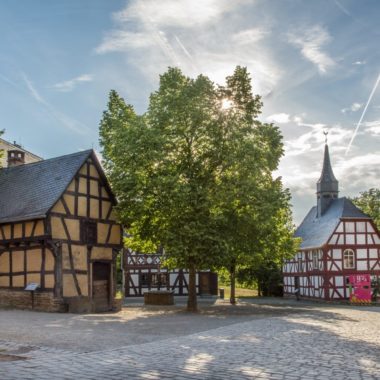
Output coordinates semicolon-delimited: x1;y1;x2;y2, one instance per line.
221;98;233;110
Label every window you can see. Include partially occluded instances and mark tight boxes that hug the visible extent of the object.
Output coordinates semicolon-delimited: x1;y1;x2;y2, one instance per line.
140;273;168;288
343;249;355;269
140;273;149;286
298;256;303;272
151;273;168;287
81;220;97;245
312;250;319;270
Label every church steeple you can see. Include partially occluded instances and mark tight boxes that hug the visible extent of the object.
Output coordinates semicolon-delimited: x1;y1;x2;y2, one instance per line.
316;141;339;217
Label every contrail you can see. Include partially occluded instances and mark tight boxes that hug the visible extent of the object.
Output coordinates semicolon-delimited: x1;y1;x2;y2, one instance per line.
345;72;380;155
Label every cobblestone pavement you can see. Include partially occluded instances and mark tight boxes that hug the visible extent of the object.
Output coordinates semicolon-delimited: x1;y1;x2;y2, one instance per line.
1;301;380;379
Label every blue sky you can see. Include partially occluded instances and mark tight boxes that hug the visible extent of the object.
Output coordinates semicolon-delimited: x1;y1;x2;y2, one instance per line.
1;0;380;223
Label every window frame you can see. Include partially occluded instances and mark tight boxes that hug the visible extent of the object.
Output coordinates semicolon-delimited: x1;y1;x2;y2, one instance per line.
343;249;355;269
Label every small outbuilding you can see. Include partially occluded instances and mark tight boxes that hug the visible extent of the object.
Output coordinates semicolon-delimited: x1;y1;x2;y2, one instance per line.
0;149;123;312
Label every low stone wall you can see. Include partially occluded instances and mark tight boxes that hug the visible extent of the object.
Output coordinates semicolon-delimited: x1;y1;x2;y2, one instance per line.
0;289;67;312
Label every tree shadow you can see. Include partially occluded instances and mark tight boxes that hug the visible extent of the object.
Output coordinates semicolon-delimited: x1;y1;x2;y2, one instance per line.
1;302;380;379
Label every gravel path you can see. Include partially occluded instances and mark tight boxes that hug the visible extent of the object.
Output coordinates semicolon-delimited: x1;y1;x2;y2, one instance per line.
1;299;380;379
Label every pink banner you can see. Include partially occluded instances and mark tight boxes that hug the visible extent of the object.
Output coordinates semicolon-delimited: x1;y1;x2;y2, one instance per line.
349;274;371;303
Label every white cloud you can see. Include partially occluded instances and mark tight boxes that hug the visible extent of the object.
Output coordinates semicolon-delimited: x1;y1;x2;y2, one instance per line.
52;74;93;92
96;31;155;53
95;0;281;95
363;120;380;136
287;25;336;74
284;122;351;157
352;60;366;65
115;0;241;29
341;102;363;113
231;28;268;46
266;113;290;124
21;72;90;135
335;153;380;193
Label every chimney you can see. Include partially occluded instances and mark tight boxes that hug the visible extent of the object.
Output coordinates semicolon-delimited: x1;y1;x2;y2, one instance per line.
7;149;25;167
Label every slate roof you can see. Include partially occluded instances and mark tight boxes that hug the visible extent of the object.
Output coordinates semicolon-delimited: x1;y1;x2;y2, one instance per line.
0;150;93;224
295;197;370;250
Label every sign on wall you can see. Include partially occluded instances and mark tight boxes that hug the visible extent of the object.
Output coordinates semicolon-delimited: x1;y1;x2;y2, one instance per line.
348;274;371;303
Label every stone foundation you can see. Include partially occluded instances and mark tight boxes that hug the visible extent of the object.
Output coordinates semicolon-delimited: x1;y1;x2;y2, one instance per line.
0;289;67;312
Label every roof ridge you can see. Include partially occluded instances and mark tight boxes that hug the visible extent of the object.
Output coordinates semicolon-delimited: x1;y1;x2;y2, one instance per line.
0;149;94;224
0;149;93;172
0;137;43;160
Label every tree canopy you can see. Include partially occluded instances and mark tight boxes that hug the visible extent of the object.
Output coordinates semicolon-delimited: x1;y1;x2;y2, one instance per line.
352;188;380;229
99;66;297;310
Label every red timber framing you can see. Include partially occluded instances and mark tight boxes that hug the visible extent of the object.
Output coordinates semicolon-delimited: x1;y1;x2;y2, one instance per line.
283;218;380;301
123;249;218;297
0;151;123;312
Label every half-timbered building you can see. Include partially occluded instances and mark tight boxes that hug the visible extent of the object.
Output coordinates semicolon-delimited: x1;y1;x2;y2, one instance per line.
283;143;380;300
0;150;123;312
124;249;218;297
0;138;42;168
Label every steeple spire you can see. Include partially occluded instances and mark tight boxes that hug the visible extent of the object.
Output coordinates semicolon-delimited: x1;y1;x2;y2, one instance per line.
316;142;339;217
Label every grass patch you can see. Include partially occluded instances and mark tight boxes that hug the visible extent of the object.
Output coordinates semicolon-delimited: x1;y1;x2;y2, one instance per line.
219;286;258;299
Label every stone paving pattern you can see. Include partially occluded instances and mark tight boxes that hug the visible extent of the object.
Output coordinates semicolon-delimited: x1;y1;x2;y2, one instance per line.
1;300;380;379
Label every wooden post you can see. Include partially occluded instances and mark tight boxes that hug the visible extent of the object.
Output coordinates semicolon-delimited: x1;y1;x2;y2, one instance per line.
230;261;236;305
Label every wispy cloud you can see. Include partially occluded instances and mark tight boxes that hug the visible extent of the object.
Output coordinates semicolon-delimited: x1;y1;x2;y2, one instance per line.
341;102;363;113
267;113;291;124
95;0;280;95
231;28;268;46
22;72;48;105
21;72;90;135
284;122;351;157
363;120;380;136
287;25;336;74
115;0;241;29
51;74;93;92
333;0;350;16
353;60;366;66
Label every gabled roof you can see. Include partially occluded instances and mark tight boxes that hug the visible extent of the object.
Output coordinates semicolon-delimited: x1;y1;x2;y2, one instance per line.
295;197;370;250
0;149;109;224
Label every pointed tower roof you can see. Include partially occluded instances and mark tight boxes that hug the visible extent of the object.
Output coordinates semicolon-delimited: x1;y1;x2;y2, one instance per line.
317;144;339;194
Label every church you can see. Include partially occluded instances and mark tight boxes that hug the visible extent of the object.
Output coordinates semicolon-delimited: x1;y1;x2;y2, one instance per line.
283;142;380;301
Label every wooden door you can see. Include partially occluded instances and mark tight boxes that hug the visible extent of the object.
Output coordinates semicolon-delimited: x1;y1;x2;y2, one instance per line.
93;262;111;312
199;272;218;295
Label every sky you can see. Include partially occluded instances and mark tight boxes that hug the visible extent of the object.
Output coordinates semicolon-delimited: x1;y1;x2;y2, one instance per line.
0;0;380;224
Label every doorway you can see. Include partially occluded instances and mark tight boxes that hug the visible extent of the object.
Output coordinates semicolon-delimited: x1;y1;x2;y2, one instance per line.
92;262;111;312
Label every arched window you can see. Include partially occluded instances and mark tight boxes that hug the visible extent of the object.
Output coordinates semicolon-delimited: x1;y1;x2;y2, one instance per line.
343;249;355;269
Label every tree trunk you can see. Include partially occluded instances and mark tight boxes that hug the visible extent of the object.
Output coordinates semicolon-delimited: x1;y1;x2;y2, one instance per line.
187;260;198;312
230;262;236;305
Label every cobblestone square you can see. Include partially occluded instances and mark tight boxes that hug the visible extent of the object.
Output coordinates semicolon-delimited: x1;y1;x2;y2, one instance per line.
1;299;380;379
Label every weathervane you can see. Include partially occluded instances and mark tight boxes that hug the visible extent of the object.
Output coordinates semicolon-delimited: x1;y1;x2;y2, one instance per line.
323;130;328;144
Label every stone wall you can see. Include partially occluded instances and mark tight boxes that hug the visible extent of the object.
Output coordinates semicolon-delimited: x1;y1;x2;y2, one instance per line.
0;289;67;312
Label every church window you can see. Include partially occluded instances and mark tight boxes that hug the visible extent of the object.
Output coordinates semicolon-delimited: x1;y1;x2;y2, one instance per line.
343;249;355;269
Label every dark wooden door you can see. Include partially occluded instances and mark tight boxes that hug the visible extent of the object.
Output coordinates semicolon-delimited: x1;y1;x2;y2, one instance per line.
199;272;218;295
93;262;110;312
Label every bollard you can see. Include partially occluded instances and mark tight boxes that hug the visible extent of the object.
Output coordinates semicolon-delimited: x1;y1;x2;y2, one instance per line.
219;288;225;299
